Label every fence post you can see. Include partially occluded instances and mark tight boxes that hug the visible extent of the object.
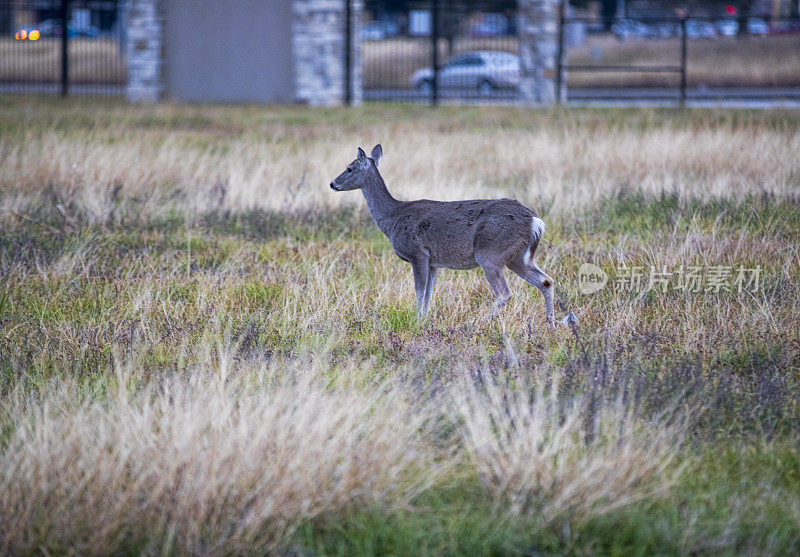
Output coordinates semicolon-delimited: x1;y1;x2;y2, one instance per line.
60;0;69;97
679;17;687;108
344;0;352;105
431;0;440;106
554;1;565;104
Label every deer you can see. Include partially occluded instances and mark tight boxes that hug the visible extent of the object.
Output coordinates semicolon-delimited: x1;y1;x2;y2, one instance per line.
329;144;555;325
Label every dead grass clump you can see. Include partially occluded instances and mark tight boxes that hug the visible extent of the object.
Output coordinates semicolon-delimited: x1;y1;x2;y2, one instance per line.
455;373;683;525
0;367;442;554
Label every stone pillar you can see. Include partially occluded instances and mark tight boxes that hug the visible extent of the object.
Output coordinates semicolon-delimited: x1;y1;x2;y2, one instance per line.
293;0;363;106
348;0;364;105
125;0;164;102
517;0;560;106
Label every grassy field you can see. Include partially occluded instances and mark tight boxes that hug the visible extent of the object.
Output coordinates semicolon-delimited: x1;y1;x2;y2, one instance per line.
1;97;799;554
364;33;800;89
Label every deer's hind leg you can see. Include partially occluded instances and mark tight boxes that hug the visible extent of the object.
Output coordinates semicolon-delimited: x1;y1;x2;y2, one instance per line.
410;257;430;317
476;255;511;316
508;254;555;325
423;266;438;313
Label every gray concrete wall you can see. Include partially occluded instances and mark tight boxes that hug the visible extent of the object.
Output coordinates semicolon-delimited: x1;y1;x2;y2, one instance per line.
162;0;294;103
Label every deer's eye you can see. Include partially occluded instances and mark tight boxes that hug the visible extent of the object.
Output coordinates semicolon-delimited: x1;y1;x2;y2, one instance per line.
347;168;352;173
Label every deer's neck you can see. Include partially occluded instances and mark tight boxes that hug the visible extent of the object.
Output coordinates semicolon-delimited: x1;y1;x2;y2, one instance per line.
362;170;400;236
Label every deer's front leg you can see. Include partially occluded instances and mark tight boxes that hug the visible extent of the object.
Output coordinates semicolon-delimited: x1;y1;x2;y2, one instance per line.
411;258;430;317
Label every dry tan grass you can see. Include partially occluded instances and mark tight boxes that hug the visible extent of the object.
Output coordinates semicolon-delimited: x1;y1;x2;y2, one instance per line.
0;101;798;552
457;373;682;523
1;106;798;225
0;354;687;553
0;362;445;553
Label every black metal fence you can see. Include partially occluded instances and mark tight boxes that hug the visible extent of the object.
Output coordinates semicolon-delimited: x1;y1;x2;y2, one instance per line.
0;0;125;96
558;15;688;106
558;14;800;105
363;0;518;104
362;1;800;106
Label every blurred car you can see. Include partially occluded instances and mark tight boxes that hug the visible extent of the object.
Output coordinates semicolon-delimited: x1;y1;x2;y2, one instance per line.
770;19;800;34
685;19;717;38
71;26;99;38
361;20;398;41
470;13;509;37
37;20;58;37
362;22;386;41
747;18;769;35
35;19;99;38
611;20;655;40
655;22;679;38
716;19;739;36
411;51;520;94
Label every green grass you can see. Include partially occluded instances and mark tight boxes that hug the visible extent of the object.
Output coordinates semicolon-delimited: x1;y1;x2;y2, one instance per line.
295;442;800;555
1;98;799;554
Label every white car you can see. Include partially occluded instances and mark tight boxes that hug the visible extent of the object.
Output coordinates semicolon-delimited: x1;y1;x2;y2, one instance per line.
410;51;520;94
685;19;718;38
747;18;769;35
716;20;739;37
611;20;655;39
362;22;385;41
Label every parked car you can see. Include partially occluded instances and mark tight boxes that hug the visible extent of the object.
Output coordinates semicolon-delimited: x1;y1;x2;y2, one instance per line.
470;13;509;37
655;22;679;38
716;19;739;37
362;22;386;41
35;19;99;38
411;51;520;94
685;19;717;38
611;19;655;40
37;20;59;37
770;19;800;34
747;18;769;35
362;20;399;41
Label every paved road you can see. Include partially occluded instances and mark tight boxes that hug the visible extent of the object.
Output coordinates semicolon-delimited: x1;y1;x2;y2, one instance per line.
3;83;799;108
365;87;800;107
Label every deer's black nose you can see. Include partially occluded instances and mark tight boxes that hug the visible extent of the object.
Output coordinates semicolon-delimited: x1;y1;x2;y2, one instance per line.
330;182;337;190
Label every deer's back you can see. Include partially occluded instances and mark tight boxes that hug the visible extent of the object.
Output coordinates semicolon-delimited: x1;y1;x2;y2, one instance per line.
388;198;536;269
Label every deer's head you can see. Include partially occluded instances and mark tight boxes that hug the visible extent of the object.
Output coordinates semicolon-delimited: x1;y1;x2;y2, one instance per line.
330;144;382;191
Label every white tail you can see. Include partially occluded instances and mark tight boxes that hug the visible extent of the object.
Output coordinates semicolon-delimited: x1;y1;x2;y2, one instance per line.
523;217;546;267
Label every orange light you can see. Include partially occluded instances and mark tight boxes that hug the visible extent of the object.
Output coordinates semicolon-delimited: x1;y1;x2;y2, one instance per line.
29;29;40;40
15;29;27;40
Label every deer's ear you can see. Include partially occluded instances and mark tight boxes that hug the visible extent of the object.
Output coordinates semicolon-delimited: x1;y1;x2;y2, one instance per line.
370;144;382;167
357;147;368;169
